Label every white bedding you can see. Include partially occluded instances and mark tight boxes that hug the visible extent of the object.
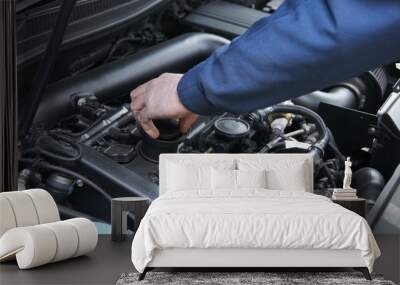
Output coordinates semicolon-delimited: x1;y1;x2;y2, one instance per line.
131;190;380;273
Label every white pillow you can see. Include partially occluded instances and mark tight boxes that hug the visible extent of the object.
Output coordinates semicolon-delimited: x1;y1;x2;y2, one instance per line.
211;169;268;191
237;159;308;191
266;167;307;191
211;168;237;190
166;159;236;193
236;169;267;189
167;162;211;191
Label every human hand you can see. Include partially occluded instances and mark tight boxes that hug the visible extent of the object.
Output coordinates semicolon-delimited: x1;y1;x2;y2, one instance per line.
130;73;199;139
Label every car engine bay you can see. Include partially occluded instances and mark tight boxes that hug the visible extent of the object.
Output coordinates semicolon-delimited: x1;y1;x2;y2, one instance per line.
16;0;400;225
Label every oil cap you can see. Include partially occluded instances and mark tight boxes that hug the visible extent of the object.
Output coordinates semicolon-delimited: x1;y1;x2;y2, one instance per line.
104;144;136;163
214;117;250;139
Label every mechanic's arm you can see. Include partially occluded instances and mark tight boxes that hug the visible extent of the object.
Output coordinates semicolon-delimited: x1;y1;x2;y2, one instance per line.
132;0;400;138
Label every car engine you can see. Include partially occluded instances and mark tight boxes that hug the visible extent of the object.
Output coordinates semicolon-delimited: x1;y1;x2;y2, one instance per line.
16;0;400;224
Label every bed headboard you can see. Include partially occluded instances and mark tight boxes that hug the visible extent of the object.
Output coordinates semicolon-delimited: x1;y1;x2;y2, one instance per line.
159;153;314;195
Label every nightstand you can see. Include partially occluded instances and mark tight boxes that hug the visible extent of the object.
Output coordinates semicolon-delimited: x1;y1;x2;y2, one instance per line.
332;198;367;218
111;197;150;242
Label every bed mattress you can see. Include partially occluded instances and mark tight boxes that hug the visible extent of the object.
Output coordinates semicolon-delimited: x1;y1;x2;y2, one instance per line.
131;190;380;273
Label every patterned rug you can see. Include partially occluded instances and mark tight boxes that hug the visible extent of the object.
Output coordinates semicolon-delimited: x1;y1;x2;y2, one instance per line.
117;271;396;285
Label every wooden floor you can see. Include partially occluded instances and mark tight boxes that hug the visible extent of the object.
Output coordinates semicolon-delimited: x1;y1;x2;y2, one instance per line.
0;235;398;285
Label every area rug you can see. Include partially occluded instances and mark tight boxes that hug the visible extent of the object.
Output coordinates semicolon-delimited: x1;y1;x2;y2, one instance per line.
116;272;396;285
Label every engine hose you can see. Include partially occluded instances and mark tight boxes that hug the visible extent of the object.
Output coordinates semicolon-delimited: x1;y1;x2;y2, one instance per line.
322;163;337;187
269;104;329;156
292;68;387;112
23;135;82;163
327;128;346;162
40;162;112;201
34;33;229;128
19;158;112;202
328;141;346;162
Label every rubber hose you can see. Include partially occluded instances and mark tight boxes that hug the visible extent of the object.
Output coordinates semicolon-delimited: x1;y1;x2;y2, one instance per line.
270;104;329;156
353;167;385;205
40;162;112;201
29;135;82;162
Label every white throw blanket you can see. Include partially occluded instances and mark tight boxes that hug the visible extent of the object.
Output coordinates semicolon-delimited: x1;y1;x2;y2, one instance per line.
131;190;380;272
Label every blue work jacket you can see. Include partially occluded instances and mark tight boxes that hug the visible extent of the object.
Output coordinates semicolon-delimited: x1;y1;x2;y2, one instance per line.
177;0;400;115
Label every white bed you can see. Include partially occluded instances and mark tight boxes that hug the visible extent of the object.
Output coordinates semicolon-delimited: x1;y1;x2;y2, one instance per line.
131;154;380;280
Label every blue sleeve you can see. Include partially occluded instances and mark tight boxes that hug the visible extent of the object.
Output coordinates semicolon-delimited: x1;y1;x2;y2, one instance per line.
177;0;400;115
